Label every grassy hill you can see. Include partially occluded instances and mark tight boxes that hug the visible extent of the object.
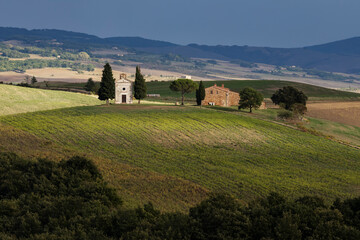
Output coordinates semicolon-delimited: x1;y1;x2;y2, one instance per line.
1;104;359;211
147;80;360;102
0;84;101;115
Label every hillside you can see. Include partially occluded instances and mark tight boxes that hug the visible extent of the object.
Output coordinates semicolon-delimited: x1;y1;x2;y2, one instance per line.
0;84;101;115
146;80;360;101
2;27;360;74
1;104;359;212
188;44;360;74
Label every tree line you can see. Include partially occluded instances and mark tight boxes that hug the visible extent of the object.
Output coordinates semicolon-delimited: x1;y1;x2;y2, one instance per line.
0;58;94;73
0;152;359;239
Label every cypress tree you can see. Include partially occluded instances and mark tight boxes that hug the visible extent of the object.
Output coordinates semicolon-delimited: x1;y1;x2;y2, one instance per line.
196;80;206;105
134;65;147;104
98;63;115;105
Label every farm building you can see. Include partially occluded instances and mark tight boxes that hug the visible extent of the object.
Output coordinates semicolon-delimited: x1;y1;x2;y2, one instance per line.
115;73;133;104
202;84;240;107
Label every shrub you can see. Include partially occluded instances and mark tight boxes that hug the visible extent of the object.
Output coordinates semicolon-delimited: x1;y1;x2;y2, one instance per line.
277;110;293;119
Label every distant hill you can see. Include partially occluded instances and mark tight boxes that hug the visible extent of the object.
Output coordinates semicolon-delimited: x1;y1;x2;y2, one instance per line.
187;44;360;74
2;26;360;73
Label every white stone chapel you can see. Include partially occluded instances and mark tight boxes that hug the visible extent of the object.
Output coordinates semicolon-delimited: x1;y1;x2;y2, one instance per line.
115;73;133;104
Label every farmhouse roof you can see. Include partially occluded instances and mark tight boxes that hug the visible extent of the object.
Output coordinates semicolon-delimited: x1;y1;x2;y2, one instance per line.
206;84;237;94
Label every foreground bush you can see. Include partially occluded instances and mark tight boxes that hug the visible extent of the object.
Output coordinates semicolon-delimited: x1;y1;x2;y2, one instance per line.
0;153;359;239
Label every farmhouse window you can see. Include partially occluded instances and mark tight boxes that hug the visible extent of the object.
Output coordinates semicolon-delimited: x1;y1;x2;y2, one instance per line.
217;91;218;94
210;90;213;94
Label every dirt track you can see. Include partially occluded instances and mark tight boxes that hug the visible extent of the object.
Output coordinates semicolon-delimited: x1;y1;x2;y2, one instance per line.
307;101;360;127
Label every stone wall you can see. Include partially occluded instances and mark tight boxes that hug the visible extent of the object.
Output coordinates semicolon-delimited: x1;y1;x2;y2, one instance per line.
202;85;240;107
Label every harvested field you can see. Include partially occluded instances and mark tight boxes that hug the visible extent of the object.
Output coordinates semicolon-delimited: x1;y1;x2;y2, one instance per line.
307;101;360;127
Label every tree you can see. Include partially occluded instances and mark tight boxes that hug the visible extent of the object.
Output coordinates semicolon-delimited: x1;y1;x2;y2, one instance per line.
134;66;147;104
189;193;250;240
98;63;115;105
271;86;308;110
196;80;206;106
238;87;264;113
169;79;198;105
84;78;96;93
31;76;37;85
78;51;90;60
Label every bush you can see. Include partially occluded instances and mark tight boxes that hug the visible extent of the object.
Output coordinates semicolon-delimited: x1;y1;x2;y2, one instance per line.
277;110;293;119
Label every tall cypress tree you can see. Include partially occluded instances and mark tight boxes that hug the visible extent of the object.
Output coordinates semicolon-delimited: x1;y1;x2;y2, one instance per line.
196;80;206;105
134;65;147;104
98;63;115;105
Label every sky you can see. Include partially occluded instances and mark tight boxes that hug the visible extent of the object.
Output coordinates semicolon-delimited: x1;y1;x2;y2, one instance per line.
0;0;360;48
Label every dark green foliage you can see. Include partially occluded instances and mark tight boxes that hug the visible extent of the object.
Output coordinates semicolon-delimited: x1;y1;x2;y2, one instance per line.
84;78;96;93
333;197;360;230
195;80;205;105
169;79;198;105
271;86;308;110
134;66;147;104
0;153;121;239
0;155;359;240
31;76;37;85
238;87;264;113
189;193;250;240
98;63;115;104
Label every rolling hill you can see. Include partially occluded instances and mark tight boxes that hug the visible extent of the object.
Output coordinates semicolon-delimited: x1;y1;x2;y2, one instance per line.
1;100;360;211
2;27;360;73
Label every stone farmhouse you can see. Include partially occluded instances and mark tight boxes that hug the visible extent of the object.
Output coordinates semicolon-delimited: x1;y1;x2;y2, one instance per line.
202;84;240;107
115;73;133;104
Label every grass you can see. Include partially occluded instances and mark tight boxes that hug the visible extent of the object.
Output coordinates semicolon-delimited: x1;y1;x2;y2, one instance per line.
146;80;360;102
0;84;101;115
1;104;359;211
303;117;360;147
243;107;360;147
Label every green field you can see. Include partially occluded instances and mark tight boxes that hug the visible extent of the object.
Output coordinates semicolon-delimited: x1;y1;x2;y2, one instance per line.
31;80;360;104
1;104;359;211
0;84;101;115
234;107;360;147
146;80;360;102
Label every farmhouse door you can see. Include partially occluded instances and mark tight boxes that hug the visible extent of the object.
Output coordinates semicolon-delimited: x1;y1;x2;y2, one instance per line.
122;95;126;103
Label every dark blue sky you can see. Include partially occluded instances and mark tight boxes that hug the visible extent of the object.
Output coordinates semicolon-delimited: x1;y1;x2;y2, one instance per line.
1;0;359;47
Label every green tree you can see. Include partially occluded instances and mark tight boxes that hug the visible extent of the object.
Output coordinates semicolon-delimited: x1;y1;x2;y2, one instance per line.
84;78;96;93
271;86;308;110
134;66;147;104
98;63;115;105
196;80;205;106
78;51;90;60
31;76;37;85
189;193;250;240
169;79;198;105
238;87;264;113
